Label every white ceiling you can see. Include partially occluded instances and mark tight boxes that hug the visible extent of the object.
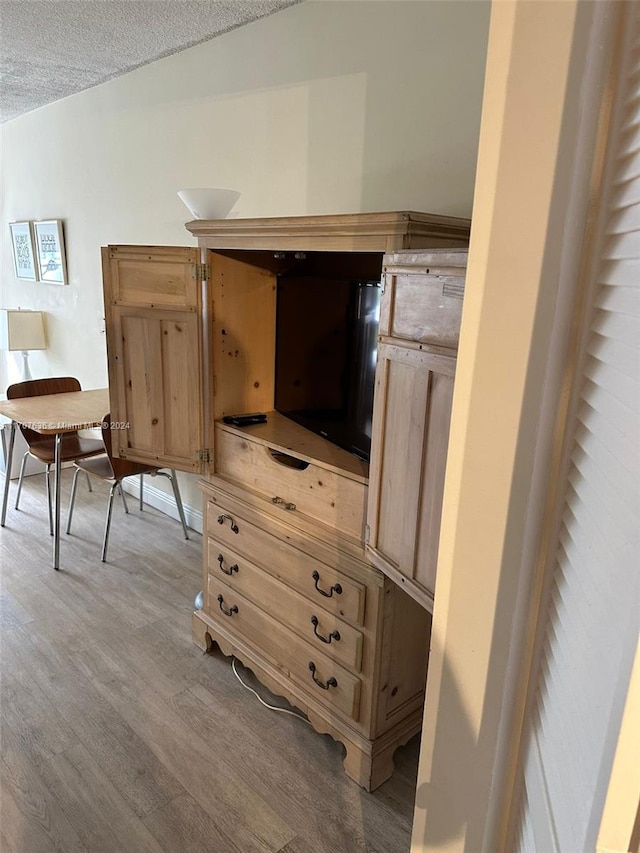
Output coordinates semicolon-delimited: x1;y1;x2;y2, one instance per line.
0;0;301;123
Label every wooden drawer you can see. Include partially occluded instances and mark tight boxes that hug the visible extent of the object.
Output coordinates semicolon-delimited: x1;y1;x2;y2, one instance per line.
380;250;467;348
207;537;364;672
207;575;362;721
207;500;366;626
214;426;367;540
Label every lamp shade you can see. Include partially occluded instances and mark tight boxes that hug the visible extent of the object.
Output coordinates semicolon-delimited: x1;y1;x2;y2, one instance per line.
177;188;240;220
0;309;47;351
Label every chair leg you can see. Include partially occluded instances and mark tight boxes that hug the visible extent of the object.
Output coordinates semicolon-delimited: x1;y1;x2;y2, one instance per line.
14;451;29;510
139;474;144;511
85;471;93;493
155;470;190;540
102;484;117;562
66;467;81;534
45;464;54;536
118;482;129;514
169;470;189;540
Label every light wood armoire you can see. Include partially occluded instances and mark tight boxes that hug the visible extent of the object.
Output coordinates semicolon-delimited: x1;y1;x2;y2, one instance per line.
101;212;469;790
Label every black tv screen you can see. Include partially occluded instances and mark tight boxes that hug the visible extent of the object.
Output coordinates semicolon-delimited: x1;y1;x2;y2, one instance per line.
275;275;381;461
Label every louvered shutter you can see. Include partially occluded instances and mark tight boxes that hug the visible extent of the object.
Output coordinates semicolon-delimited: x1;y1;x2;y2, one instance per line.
516;10;640;853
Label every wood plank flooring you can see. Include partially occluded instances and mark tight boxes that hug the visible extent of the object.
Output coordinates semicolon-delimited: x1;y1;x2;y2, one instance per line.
0;470;420;852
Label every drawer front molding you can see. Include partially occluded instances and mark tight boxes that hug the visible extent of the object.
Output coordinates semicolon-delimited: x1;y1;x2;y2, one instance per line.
206;500;366;626
207;536;364;672
206;575;362;721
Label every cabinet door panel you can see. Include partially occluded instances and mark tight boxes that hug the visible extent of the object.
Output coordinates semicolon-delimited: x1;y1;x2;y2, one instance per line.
210;253;276;419
379;252;466;346
103;246;205;473
119;312;164;456
107;245;199;309
413;368;455;596
366;343;455;610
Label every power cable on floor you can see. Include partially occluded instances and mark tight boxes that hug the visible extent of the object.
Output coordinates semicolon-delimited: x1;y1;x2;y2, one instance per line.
231;656;312;727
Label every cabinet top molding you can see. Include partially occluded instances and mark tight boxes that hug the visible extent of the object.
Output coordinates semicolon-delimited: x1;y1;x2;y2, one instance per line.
185;211;471;253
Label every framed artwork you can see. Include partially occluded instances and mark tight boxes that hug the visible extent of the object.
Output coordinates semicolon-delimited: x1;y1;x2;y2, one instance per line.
33;219;67;284
9;221;37;280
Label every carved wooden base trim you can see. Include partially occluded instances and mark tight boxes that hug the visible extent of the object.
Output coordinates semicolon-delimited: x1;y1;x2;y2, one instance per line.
191;612;423;791
192;610;212;651
341;708;423;791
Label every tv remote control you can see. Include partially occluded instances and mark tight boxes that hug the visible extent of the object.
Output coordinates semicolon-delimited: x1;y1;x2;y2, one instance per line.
223;413;267;427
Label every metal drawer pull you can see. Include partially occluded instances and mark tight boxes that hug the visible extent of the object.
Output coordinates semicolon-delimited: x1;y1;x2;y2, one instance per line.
308;661;337;690
217;594;238;616
217;513;239;533
312;570;342;598
311;615;340;644
217;554;239;576
272;496;296;511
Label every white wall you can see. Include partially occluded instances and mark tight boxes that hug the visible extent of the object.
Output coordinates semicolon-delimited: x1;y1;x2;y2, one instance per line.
0;0;490;516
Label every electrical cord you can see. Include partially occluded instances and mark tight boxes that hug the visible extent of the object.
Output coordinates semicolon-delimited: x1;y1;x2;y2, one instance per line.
231;656;312;727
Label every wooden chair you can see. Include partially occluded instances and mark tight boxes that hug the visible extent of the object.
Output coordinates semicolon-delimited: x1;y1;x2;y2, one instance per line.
7;377;104;533
66;412;189;561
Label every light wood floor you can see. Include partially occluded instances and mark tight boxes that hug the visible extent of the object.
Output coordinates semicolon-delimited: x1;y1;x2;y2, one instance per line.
0;470;420;853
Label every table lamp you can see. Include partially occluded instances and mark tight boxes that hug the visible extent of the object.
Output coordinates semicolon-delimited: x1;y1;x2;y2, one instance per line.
0;309;47;381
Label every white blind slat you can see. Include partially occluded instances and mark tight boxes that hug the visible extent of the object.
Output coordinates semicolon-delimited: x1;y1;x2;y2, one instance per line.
609;177;640;209
591;306;639;346
559;501;637;594
579;382;640;447
570;450;639;531
612;147;640;184
607;202;640;234
619;120;640;157
595;283;640;314
601;229;640;259
588;333;638;379
599;258;640;288
583;355;640;413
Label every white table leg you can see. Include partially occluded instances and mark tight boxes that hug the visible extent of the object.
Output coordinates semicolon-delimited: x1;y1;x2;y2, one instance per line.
53;432;62;570
1;422;16;527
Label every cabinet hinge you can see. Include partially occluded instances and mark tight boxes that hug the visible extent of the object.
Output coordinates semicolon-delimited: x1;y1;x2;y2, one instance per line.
193;263;211;282
364;524;371;544
195;449;212;464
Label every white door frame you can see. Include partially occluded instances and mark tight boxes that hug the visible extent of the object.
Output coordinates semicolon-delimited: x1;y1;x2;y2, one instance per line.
410;2;631;850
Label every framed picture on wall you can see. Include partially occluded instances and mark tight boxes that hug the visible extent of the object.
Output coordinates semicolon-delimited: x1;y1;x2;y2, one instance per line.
9;221;37;280
33;219;67;284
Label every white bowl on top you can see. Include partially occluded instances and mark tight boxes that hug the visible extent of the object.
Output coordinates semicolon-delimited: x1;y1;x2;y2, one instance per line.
177;188;240;220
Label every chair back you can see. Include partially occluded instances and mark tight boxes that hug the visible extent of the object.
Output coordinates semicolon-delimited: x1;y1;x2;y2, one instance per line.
7;377;81;400
100;413;155;480
7;377;82;447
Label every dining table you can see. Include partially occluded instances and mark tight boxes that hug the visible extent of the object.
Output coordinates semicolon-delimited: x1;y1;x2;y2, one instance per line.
0;387;110;570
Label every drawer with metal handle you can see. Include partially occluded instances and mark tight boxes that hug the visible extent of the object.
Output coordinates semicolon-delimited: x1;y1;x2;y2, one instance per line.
206;575;362;722
207;537;364;672
215;425;367;540
206;501;366;626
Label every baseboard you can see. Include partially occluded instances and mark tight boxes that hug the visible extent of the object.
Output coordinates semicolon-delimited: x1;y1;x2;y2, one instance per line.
121;476;203;535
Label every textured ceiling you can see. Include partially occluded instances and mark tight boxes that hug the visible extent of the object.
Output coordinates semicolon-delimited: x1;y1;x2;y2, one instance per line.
0;0;301;123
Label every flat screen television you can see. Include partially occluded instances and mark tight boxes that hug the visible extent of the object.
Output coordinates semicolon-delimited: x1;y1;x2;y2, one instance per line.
275;273;381;462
